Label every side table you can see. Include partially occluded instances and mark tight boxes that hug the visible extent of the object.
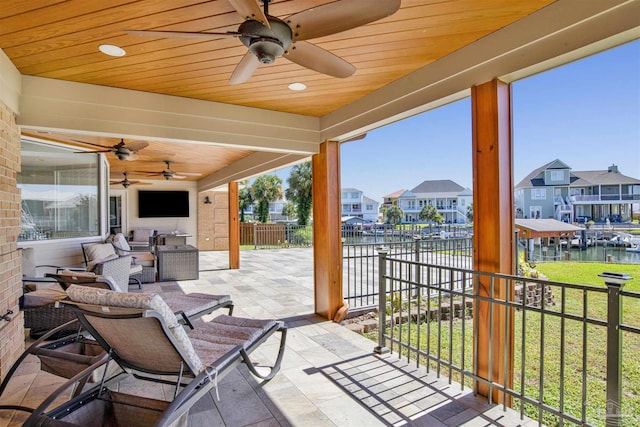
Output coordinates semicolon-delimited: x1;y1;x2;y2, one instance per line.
156;245;199;281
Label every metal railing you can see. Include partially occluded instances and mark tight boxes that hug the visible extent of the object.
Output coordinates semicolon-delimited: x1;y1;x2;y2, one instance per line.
375;249;639;427
342;236;473;310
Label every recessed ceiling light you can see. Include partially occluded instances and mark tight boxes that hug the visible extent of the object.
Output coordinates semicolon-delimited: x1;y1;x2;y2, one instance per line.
99;44;126;57
288;82;307;91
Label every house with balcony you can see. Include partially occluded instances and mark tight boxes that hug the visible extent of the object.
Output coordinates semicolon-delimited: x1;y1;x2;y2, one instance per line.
514;160;640;223
341;188;380;222
381;189;405;207
395;180;473;224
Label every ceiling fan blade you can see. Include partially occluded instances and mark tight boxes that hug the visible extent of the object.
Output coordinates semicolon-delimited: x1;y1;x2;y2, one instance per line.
287;0;401;41
71;139;112;150
172;175;187;180
175;172;202;177
126;30;241;40
123;154;139;161
284;41;355;78
228;0;269;28
229;51;261;85
73;149;112;154
126;141;149;152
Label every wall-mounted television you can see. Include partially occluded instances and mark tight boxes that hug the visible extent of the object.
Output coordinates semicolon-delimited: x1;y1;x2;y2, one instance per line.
138;190;189;218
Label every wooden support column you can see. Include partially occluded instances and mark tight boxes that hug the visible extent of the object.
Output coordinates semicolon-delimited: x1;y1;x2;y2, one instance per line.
228;182;240;269
471;78;514;403
312;141;343;320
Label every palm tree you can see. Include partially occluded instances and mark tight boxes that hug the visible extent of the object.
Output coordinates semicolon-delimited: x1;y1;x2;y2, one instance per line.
238;180;253;222
281;202;297;221
251;175;283;223
285;161;312;226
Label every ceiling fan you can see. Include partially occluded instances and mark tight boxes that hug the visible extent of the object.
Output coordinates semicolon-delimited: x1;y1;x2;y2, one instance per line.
136;160;203;180
126;0;401;85
74;138;149;161
110;172;151;188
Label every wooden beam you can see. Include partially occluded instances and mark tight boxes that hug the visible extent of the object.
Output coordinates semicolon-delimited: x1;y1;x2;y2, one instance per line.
228;181;240;270
471;78;514;403
312;141;343;320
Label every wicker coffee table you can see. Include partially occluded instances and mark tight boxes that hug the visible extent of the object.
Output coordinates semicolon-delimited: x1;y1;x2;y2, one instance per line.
156;245;199;281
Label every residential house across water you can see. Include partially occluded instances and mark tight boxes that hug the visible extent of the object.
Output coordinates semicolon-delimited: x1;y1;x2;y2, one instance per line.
392;180;473;224
341;188;380;222
515;159;640;223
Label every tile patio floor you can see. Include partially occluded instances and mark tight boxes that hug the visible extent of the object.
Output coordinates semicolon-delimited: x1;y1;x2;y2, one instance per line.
1;248;537;426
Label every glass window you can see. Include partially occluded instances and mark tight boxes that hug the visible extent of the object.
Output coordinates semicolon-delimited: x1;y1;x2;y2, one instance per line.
550;170;563;181
531;188;546;200
18;139;101;241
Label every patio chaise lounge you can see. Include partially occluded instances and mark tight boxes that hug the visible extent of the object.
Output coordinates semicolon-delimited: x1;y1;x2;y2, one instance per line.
22;259;234;338
22;285;287;427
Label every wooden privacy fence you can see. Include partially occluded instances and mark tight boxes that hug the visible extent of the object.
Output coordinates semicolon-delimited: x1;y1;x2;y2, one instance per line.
240;223;313;248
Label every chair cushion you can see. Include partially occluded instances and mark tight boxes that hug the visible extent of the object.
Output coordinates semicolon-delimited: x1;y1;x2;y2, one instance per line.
59;270;97;278
86;254;119;271
131;228;155;243
131;252;155;267
166;294;230;318
23;287;68;308
66;285;204;373
84;243;117;264
130;263;143;275
187;315;277;368
111;233;131;252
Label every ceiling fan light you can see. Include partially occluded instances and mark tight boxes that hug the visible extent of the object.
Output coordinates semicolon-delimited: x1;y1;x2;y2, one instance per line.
99;44;126;57
249;39;284;64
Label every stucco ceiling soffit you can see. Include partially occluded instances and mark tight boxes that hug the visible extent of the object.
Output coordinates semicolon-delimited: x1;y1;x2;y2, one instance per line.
17;76;322;154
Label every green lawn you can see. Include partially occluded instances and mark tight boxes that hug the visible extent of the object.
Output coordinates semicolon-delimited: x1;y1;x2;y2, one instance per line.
535;262;640;290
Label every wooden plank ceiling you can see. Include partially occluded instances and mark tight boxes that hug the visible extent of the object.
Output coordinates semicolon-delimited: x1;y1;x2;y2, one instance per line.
1;0;555;181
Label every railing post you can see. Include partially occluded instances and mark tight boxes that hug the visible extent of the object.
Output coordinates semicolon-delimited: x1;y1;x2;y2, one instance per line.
599;272;632;427
374;247;390;354
253;222;257;250
413;236;421;298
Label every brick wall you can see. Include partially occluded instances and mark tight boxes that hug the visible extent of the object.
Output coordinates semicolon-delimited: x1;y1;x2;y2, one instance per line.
197;190;229;251
0;98;24;381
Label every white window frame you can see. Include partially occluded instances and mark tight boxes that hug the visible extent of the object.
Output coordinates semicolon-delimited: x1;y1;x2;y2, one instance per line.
550;170;563;181
531;188;546;200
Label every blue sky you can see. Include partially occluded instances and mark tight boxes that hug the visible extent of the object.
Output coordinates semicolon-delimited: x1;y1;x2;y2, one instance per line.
271;40;639;203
